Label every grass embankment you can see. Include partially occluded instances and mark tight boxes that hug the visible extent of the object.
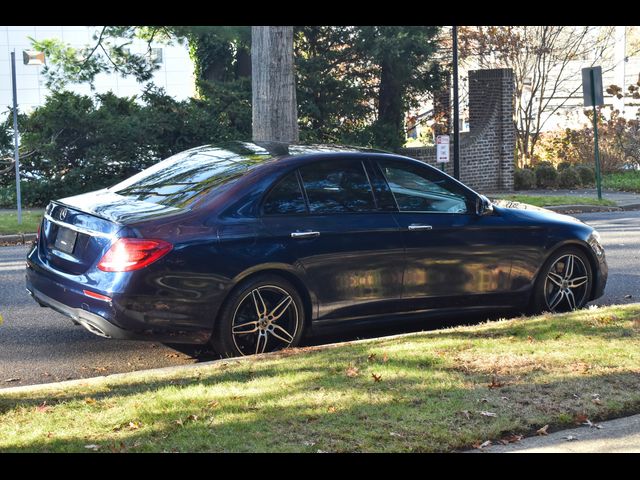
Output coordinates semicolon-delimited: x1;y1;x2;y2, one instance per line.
495;195;616;207
1;304;640;453
603;171;640;193
0;210;43;235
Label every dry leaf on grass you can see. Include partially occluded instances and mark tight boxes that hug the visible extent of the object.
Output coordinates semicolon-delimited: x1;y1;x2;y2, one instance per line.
536;424;549;435
371;373;382;382
479;411;497;417
473;440;492;449
345;366;359;377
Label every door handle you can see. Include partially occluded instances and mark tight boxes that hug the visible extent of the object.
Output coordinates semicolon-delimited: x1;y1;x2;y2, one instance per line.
291;231;320;239
408;224;433;231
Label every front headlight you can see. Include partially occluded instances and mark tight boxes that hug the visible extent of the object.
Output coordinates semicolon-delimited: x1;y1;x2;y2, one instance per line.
588;230;605;257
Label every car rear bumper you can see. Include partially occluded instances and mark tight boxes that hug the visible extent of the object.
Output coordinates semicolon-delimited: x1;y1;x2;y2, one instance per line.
27;286;139;340
25;254;212;344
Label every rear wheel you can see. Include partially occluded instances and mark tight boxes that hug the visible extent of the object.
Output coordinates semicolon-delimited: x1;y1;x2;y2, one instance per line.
211;275;305;358
532;247;593;313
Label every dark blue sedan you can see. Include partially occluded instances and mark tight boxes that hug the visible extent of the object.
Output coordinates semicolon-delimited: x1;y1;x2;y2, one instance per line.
26;142;607;357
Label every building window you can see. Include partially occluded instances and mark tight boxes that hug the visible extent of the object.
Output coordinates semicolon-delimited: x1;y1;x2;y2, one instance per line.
150;48;163;64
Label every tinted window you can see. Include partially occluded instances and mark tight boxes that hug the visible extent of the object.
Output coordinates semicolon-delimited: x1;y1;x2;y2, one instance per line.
378;160;470;213
263;172;307;215
299;160;376;214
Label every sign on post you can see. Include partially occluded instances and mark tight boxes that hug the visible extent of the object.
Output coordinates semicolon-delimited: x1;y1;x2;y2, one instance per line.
582;66;604;200
436;135;450;164
582;66;604;107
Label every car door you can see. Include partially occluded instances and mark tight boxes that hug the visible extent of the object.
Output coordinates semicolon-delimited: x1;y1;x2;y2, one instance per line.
259;158;405;323
372;157;519;311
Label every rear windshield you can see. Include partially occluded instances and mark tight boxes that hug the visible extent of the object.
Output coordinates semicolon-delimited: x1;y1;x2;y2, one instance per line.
109;143;275;208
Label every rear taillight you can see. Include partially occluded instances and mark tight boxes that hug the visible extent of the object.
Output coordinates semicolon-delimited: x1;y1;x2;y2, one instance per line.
97;238;173;272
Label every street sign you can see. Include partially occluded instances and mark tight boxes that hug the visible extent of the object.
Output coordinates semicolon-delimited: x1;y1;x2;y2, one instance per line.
582;66;604;200
436;135;450;163
582;66;604;107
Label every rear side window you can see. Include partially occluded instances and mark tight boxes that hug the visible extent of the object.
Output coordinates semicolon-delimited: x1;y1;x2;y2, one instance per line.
299;160;376;214
262;172;307;215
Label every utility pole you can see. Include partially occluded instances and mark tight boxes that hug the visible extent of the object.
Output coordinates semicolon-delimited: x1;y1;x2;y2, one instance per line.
10;51;22;225
452;26;460;180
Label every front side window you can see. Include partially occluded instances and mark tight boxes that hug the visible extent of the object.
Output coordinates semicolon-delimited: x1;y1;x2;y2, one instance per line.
378;160;470;214
299;160;376;214
262;172;307;215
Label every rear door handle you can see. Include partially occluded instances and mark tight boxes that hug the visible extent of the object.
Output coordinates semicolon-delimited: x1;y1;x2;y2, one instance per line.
408;224;433;231
291;231;320;239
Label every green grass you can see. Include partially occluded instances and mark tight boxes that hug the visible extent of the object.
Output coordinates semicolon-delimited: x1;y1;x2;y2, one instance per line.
494;195;617;207
603;171;640;193
1;304;640;452
0;210;43;235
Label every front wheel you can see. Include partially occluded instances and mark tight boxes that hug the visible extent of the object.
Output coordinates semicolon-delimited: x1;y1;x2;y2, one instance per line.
211;275;305;358
532;247;593;313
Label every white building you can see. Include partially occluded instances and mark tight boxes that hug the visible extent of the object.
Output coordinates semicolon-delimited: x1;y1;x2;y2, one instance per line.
0;26;196;114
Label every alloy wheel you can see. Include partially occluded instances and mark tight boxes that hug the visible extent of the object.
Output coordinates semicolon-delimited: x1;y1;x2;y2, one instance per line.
544;253;590;312
230;285;300;356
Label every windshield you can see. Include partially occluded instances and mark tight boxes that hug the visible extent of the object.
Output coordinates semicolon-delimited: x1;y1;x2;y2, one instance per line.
109;143;275;208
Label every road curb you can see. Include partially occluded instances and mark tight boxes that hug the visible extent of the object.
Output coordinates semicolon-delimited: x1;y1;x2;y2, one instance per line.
0;327;437;395
0;233;36;245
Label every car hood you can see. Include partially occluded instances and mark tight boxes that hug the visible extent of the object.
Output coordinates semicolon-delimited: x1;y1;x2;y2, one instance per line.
491;199;586;226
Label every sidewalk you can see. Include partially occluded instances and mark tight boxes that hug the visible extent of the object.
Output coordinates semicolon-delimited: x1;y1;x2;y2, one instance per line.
471;414;640;453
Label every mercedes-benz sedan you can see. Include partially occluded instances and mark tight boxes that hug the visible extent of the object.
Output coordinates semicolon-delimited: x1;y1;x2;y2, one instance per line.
26;142;607;357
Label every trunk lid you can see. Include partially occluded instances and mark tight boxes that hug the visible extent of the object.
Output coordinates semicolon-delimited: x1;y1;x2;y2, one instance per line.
40;189;182;275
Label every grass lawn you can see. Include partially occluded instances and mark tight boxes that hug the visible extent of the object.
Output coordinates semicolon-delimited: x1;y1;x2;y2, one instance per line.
0;210;43;235
1;304;640;452
603;171;640;193
493;195;617;207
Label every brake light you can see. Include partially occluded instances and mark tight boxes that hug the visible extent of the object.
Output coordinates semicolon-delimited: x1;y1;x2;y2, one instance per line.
97;238;173;272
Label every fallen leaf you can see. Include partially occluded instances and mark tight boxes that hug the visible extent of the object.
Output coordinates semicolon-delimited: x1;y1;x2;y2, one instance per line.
165;353;180;358
207;400;220;409
4;378;20;383
624;294;632;299
327;406;336;413
574;413;589;425
84;397;97;405
345;366;359;378
371;373;382;382
84;444;101;451
479;411;497;417
536;424;549;435
592;398;603;406
473;440;492;449
186;414;198;422
36;401;52;413
499;434;523;445
367;353;377;362
527;335;534;343
488;376;504;389
127;421;142;430
563;435;578;441
382;353;389;363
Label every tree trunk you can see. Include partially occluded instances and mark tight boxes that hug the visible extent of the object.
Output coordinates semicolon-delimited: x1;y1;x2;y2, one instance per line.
377;58;404;150
251;26;298;143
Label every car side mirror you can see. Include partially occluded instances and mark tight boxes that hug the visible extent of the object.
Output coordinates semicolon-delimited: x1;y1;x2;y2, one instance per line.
475;194;494;216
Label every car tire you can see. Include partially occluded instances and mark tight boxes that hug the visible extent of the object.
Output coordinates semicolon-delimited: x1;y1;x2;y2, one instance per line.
532;247;593;314
211;274;306;358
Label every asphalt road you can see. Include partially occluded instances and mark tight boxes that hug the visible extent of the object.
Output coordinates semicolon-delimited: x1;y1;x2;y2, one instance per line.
1;210;638;389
